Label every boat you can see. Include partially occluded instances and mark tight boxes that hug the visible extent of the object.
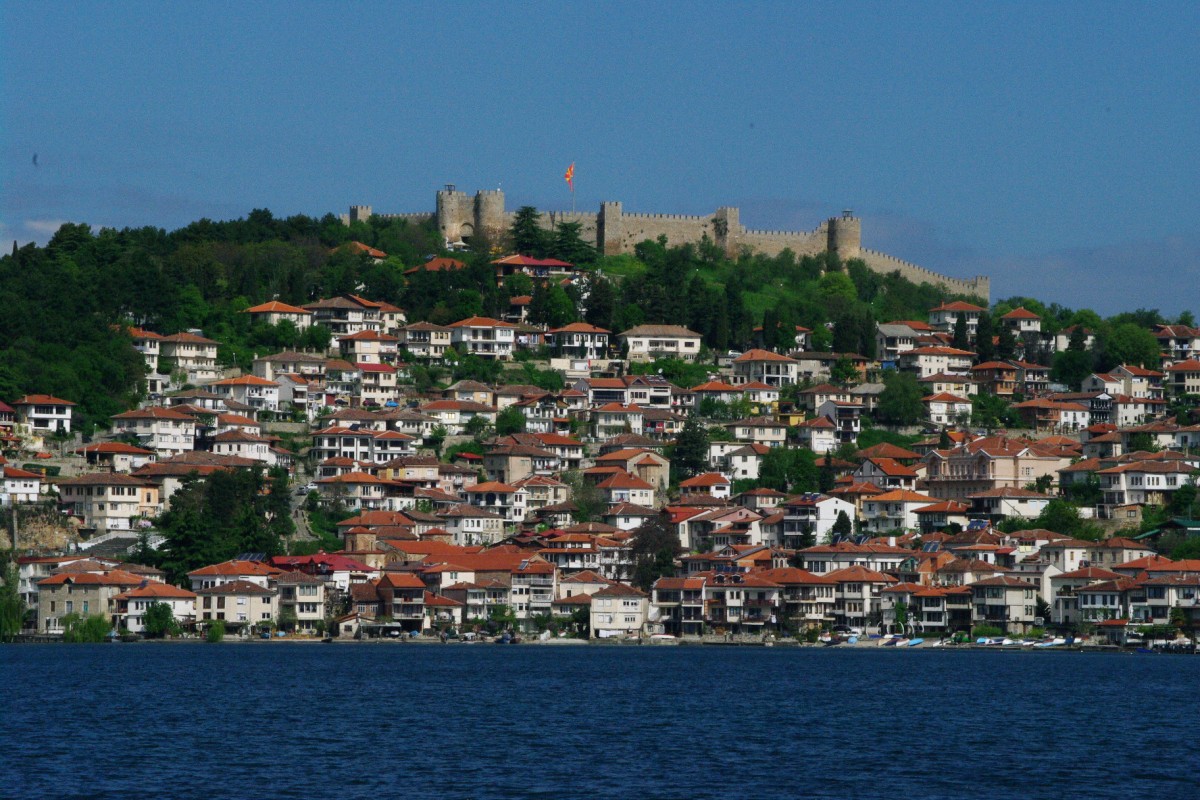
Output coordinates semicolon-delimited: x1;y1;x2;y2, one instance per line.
846;636;858;645
907;638;924;647
321;636;334;643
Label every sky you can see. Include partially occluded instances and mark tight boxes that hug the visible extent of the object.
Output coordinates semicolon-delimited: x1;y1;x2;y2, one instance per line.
2;2;1198;316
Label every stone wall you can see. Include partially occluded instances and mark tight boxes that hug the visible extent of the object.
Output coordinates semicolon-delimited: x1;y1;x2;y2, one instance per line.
351;187;991;301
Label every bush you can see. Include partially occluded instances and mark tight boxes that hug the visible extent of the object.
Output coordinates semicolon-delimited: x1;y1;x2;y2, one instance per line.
205;620;226;643
61;613;111;643
971;625;1004;638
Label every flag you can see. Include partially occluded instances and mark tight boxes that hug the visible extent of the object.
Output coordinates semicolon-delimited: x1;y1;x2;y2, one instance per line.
564;162;575;191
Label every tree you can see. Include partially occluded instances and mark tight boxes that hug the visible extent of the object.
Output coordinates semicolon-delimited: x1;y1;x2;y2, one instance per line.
878;371;924;426
205;619;226;643
495;406;526;437
62;613;111;643
550;221;597;265
818;454;836;493
584;276;616;331
951;314;969;350
464;414;494;441
832;510;853;539
278;607;298;632
1101;323;1161;370
672;414;710;480
142;601;179;638
631;513;681;589
830;356;859;386
996;324;1017;360
428;424;448;459
563;470;605;522
0;558;25;642
975;313;996;363
510;206;548;257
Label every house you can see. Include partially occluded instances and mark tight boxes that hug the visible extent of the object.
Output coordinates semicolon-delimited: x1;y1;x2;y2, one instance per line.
439;504;506;546
158;332;221;384
419;400;497;435
1153;324;1200;364
303;295;381;341
919;372;979;398
781;493;858;548
731;349;799;387
36;569;146;633
465;481;528;523
110;406;197;457
861;489;940;532
398;322;454;360
923;436;1068;501
1011;399;1091;432
929;301;985;336
1;466;43;506
509;559;557;627
273;571;326;633
317;471;389;510
967;487;1053;521
898;346;976;378
210;375;281;414
794;416;838;454
243;300;313;329
854;458;919;492
1165;359;1200;397
338;330;400;365
816;399;863;445
449;316;516;360
826;565;898;629
113;582;198;634
590;583;649;638
912;500;971;534
12;394;76;434
596;472;656;507
679;473;732;500
970;362;1019;397
876;323;920;364
483;444;560;484
1000;307;1042;336
923;392;973;426
591;403;645;440
355;363;398;407
617;324;703;362
970;576;1040;633
547;322;610;360
725;417;787;448
57;473;161;531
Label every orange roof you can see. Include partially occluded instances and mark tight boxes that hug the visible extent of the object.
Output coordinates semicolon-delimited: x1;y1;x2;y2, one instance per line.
931;301;986;312
870;489;938;503
449;316;515;329
733;348;797;363
244;300;311;315
188;560;281;577
680;472;732;487
1001;307;1041;320
211;375;278;387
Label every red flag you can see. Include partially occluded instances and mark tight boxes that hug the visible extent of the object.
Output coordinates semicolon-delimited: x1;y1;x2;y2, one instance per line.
564;162;575;190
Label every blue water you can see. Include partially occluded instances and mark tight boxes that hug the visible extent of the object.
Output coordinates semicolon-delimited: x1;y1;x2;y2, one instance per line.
2;644;1196;800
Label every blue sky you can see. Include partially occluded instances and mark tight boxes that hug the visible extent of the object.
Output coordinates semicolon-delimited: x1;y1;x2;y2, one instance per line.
2;2;1197;316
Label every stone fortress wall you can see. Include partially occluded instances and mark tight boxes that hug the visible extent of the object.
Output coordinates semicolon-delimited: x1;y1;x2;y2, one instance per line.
345;186;989;300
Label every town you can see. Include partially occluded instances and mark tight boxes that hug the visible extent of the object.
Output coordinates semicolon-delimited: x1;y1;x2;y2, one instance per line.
2;207;1199;650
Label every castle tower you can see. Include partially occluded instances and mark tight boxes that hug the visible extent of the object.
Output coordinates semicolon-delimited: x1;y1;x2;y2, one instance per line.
436;184;471;242
474;190;506;241
714;206;741;256
349;205;373;225
598;201;624;256
827;211;861;259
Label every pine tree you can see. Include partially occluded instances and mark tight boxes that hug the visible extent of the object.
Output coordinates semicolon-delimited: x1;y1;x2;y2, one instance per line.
952;314;970;350
510;206;548;257
975;312;996;362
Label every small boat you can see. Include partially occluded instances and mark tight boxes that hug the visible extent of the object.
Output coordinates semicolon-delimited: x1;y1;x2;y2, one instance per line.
321;636;334;643
846;636;858;645
907;638;924;647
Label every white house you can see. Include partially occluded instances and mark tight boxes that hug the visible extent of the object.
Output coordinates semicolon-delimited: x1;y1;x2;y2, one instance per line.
449;316;516;360
12;394;75;434
617;324;703;362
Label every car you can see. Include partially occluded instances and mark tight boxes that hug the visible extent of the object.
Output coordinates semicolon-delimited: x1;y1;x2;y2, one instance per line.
832;625;863;637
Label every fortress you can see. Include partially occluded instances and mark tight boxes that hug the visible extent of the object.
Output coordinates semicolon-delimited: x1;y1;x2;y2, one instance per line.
345;186;989;300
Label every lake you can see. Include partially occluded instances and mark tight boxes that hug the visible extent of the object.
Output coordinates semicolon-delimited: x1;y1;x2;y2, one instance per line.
1;643;1196;800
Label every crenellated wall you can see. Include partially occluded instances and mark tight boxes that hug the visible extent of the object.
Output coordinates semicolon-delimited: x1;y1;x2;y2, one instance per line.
350;187;990;300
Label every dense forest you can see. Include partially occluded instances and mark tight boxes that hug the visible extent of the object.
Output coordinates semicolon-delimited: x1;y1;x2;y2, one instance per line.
0;206;1191;431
